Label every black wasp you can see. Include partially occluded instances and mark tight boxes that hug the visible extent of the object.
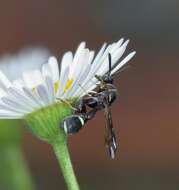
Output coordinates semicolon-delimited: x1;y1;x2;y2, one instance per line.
60;53;118;159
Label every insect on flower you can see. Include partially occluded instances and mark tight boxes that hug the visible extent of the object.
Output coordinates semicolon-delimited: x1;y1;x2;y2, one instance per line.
0;39;135;151
61;51;134;159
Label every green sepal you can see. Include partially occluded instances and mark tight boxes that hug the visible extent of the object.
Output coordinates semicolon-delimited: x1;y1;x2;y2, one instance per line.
24;100;75;144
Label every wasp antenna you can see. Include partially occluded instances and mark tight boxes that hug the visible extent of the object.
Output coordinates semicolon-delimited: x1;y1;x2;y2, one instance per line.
108;53;112;75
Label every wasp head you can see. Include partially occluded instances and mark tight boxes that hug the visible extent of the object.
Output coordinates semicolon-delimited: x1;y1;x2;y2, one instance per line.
102;74;113;84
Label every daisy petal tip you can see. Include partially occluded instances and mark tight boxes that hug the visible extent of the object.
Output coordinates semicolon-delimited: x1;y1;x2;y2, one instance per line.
48;56;58;65
118;38;124;43
131;51;136;57
79;41;86;49
65;51;73;57
124;39;130;45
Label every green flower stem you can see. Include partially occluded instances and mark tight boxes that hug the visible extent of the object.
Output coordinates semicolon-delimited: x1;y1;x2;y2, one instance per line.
52;137;80;190
25;101;80;190
0;144;35;190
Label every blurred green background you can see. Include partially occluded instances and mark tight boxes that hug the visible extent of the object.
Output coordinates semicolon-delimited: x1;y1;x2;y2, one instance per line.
0;0;179;189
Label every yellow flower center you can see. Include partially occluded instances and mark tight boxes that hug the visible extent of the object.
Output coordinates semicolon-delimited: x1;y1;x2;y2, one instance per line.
63;79;73;93
54;81;59;93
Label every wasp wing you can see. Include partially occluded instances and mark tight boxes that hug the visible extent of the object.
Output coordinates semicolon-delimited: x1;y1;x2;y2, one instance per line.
104;104;117;159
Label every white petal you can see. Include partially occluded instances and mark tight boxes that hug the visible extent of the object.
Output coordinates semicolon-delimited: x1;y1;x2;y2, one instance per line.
111;40;130;64
0;110;23;119
109;38;125;53
12;79;25;89
59;52;73;89
22;87;43;108
0;88;7;98
36;84;50;105
73;42;86;63
69;42;86;78
60;52;73;73
0;97;28;114
0;70;12;90
86;44;112;80
67;50;92;97
48;56;59;82
45;76;55;103
69;43;107;97
116;38;124;47
111;51;136;75
91;43;107;65
73;49;89;78
64;49;90;98
3;93;32;112
57;67;69;97
7;87;38;109
88;51;95;64
72;44;109;96
42;63;51;78
23;69;44;89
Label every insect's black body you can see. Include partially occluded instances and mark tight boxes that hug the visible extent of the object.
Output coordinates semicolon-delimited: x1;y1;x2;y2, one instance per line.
60;53;118;159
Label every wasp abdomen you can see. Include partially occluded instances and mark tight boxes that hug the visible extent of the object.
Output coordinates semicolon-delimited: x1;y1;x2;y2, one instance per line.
61;115;84;135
